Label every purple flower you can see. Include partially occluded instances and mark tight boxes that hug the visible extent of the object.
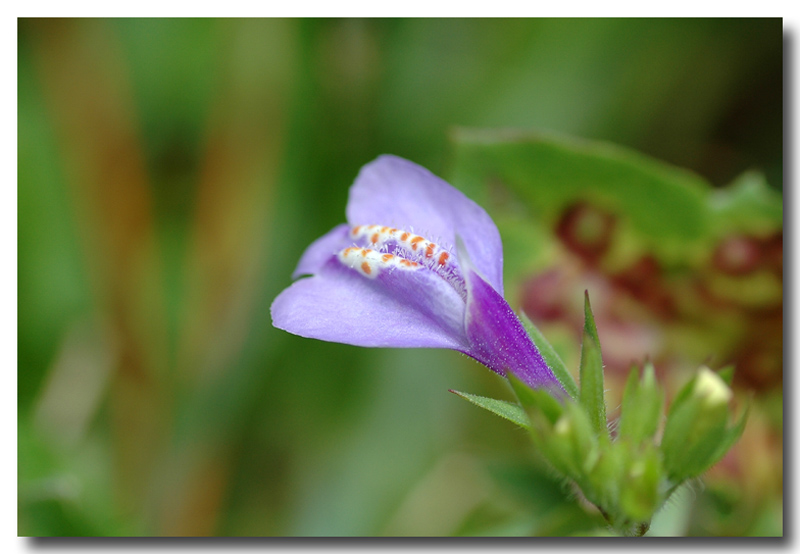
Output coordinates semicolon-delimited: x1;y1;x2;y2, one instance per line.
271;155;564;394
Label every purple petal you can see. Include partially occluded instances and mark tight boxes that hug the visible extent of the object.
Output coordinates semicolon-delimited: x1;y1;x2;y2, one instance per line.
460;245;563;394
346;155;505;295
272;258;469;350
292;224;351;279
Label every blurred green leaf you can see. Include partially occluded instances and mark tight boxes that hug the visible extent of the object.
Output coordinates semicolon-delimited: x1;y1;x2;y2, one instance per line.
18;418;130;536
450;128;712;261
710;171;783;235
483;461;605;536
519;311;579;400
646;484;694;537
450;390;529;429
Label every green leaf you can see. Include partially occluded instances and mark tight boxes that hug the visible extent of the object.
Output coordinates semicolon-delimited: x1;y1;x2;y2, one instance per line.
449;390;529;429
519;311;579;400
449;128;712;263
579;291;607;437
710;171;783;235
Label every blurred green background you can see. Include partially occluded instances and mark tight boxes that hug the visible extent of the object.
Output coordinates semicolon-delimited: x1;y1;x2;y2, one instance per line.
18;18;782;536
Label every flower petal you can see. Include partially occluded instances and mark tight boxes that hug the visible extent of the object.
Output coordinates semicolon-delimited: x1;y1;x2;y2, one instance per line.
272;257;469;350
346;155;505;294
459;241;563;394
292;224;351;279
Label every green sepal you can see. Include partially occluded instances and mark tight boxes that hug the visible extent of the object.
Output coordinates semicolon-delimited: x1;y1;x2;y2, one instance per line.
705;399;751;471
556;400;600;478
579;291;607;437
519;310;580;400
507;373;600;484
506;373;564;424
618;362;663;444
716;365;735;387
507;374;574;477
449;389;530;429
663;372;698;416
617;443;662;524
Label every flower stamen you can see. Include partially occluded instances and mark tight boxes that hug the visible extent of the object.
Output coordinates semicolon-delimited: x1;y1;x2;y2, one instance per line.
342;224;466;298
338;246;421;279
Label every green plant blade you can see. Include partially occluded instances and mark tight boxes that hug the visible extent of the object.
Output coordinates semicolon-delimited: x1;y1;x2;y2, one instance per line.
579;291;607;437
450;390;529;429
519;311;579;400
449;128;712;263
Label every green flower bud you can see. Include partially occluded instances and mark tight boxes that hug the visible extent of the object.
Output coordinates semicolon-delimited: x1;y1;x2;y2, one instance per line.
693;367;733;407
618;362;663;444
528;397;599;482
618;445;662;523
660;367;736;482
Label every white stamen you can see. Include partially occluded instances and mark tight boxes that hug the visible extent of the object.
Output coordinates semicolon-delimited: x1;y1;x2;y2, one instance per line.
340;224;467;299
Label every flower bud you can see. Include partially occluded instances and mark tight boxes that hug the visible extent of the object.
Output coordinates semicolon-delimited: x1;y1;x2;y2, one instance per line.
693;367;733;407
618;362;663;444
618;445;661;523
660;367;736;482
